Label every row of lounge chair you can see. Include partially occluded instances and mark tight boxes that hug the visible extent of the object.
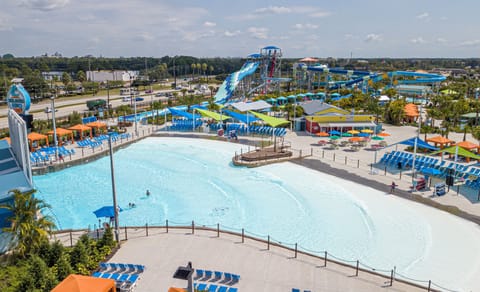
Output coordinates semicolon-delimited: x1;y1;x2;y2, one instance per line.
77;138;103;149
380;151;480;189
94;262;145;292
195;269;240;284
30;146;75;164
170;119;203;131
194;283;238;292
292;289;311;292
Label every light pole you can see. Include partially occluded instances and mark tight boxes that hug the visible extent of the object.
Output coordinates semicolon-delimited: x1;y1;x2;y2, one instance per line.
108;130;120;243
293;103;297;131
51;90;58;160
192;108;195;132
129;74;138;136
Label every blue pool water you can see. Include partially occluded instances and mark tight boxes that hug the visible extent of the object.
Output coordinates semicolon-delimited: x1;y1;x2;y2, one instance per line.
33;137;480;290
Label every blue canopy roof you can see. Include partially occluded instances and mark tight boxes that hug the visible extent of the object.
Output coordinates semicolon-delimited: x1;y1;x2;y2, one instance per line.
276;96;287;101
287;95;297;100
168;108;201;119
223;109;259;124
395;137;439;151
421;167;442;176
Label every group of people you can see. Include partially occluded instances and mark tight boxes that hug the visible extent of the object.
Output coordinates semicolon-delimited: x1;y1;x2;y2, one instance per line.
128;190;150;208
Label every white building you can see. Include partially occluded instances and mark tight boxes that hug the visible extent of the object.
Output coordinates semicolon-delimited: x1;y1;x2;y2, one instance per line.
86;70;139;83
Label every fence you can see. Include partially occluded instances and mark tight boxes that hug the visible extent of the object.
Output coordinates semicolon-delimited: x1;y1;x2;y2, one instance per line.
51;221;457;292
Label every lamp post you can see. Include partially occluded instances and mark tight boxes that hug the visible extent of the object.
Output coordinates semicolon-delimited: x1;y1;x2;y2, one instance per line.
108;130;120;243
293;103;297;132
129;74;138;136
192;108;195;132
51;90;58;160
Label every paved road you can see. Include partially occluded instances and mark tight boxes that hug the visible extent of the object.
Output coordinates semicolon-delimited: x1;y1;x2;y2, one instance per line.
0;85;209;129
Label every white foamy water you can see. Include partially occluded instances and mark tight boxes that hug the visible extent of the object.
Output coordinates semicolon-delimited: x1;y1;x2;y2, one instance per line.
34;137;480;291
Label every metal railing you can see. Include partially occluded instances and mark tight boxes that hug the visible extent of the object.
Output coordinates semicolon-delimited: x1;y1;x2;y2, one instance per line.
51;220;459;292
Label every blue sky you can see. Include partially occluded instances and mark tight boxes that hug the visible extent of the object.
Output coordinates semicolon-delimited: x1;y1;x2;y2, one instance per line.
1;0;479;58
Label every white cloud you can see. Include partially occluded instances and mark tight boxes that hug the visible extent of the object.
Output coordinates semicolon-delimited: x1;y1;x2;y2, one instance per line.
0;14;12;31
203;21;216;27
254;6;291;15
135;32;154;42
364;33;382;42
459;40;480;47
436;38;447;43
309;11;331;18
20;0;70;11
344;34;355;40
416;12;429;20
247;27;268;39
293;23;318;30
224;30;241;37
410;37;426;44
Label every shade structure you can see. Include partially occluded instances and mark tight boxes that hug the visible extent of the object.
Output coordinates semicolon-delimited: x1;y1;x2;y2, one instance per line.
47;127;74;144
68;124;93;140
349;137;365;142
371;136;384;140
316;132;329;137
358;133;370;137
28;132;49;150
195;108;231;121
395;137;439;151
51;274;115;292
249;111;290;128
329;130;341;136
426;135;454;145
441;89;458;95
86;121;107;129
93;206;122;218
1;137;10;144
361;129;374;133
168;108;201;120
222;109;259;124
377;132;391;137
330;135;341;140
347;130;360;135
168;288;186;292
420;167;442;176
454;141;479;151
341;132;353;137
430;145;480;160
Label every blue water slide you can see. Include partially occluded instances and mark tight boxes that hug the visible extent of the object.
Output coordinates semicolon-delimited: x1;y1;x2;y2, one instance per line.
389;71;446;84
307;66;378;90
214;61;260;104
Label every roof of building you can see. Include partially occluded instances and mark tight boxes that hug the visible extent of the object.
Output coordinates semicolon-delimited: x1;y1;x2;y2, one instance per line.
299;100;348;115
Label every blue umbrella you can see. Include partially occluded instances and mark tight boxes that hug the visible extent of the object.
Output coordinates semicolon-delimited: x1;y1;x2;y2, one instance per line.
420;167;442;176
93;206;122;218
329;130;341;136
358;133;370;137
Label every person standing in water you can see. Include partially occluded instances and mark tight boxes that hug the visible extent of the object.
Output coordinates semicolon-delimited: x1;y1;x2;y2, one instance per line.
146;190;150;197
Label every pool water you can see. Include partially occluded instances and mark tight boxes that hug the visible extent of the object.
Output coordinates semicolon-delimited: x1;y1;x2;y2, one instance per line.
33;137;480;291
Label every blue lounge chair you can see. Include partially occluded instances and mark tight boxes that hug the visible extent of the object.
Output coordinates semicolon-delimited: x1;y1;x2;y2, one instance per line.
208;284;218;292
110;273;121;280
92;271;102;278
196;269;204;278
217;286;228;292
214;271;222;280
196;283;207;291
99;262;108;271
223;272;232;282
292;289;301;292
100;273;112;279
205;270;213;279
231;274;240;283
227;288;237;292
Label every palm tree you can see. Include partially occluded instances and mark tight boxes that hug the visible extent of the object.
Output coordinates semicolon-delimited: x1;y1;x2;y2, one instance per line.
0;189;55;258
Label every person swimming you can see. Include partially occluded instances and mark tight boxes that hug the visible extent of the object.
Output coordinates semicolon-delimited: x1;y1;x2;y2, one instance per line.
146;190;151;196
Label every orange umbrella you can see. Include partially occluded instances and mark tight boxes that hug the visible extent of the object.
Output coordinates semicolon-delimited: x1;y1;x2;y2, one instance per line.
316;132;329;137
377;132;391;137
455;141;479;150
349;137;365;142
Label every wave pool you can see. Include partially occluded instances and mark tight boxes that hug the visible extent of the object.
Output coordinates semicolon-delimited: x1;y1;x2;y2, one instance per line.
33;137;480;291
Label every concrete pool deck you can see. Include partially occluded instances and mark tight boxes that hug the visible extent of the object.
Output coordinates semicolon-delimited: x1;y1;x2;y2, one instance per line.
105;228;425;292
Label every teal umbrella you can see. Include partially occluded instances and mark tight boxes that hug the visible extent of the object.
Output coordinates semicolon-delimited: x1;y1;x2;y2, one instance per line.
330;135;341;140
372;136;384;140
341;132;353;137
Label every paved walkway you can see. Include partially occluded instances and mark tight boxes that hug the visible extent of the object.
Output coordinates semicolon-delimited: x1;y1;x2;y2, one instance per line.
107;228;425;292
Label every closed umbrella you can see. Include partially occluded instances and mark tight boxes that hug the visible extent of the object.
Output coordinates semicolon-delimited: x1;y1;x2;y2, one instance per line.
347;130;360;135
361;129;374;134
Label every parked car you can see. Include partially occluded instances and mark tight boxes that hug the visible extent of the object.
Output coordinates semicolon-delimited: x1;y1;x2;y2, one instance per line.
86;99;106;110
155;92;166;97
145;89;153;94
